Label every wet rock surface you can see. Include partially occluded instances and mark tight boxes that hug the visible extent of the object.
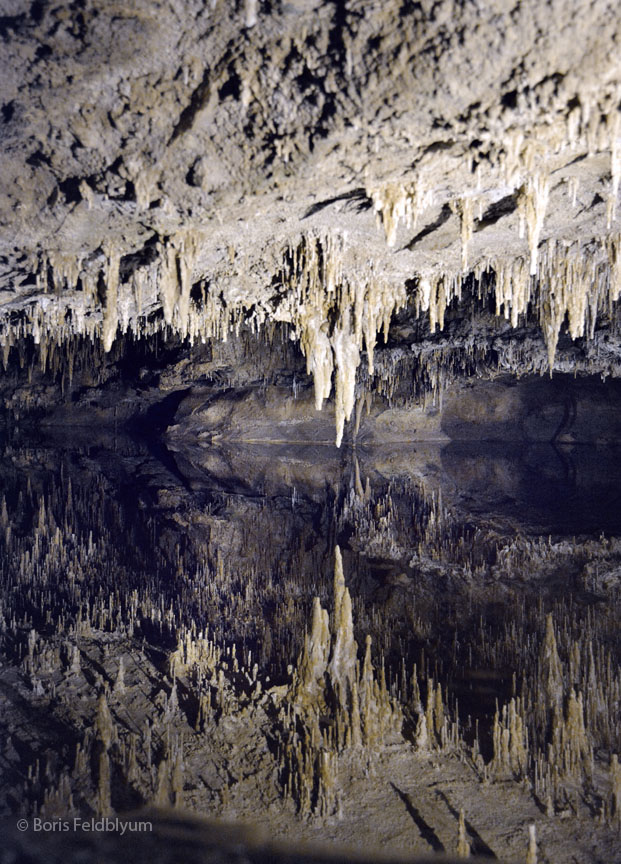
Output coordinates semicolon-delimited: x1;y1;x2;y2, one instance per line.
2;2;621;862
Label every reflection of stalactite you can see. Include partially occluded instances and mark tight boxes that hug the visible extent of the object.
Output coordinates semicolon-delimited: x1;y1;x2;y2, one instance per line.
3;435;621;838
284;547;402;816
337;463;621;821
608;113;621;230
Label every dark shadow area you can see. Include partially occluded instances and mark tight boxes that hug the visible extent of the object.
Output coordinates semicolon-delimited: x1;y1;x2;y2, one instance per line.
435;789;497;858
440;375;621;444
390;783;445;853
441;441;621;534
403;203;452;250
474;193;517;231
302;187;372;218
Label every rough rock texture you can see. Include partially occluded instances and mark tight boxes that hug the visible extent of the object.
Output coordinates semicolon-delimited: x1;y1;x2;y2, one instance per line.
1;0;621;444
3;4;621;864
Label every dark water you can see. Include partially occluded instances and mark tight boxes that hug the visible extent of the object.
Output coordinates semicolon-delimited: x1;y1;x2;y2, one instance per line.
2;425;621;779
166;434;621;537
440;441;621;535
3;427;621;546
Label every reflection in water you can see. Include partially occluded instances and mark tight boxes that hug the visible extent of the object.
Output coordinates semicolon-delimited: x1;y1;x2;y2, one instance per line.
2;427;621;857
440;441;621;535
170;433;621;537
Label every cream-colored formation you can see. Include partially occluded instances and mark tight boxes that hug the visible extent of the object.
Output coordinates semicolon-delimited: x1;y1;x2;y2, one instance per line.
284;546;402;815
275;234;406;445
1;219;620;439
413;234;621;371
369;177;432;248
369;89;621;369
0;228;253;357
1;86;620;442
0;230;408;446
518;174;550;277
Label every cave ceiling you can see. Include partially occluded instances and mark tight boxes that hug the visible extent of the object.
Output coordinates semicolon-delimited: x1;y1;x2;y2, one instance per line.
1;0;620;443
4;5;621;861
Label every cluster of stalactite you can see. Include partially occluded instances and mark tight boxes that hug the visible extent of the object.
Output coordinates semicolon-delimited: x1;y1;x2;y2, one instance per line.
479;605;621;824
0;320;305;424
369;86;620;262
0;230;408;445
338;473;491;574
1;83;620;448
410;234;621;373
366;94;621;402
337;477;621;829
274;233;407;445
358;342;488;411
2;225;621;444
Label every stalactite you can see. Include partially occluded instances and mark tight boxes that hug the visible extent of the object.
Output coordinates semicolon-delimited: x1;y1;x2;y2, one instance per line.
277;233;406;444
610;754;621;827
368;177;431;247
415;713;429;750
541;614;563;713
518;174;550;276
3;215;621;439
153;758;172;807
291;597;330;709
451;197;475;272
102;247;120;352
410;234;621;371
113;657;125;695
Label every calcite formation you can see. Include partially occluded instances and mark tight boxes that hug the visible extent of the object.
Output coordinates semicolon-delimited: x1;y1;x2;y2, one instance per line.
2;3;621;864
1;0;621;442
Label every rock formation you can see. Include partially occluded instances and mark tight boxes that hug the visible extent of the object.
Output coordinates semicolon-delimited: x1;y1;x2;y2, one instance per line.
1;2;621;863
1;0;621;441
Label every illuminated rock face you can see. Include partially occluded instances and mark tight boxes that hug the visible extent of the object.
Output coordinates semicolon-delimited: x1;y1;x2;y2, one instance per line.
4;9;621;860
1;0;621;442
